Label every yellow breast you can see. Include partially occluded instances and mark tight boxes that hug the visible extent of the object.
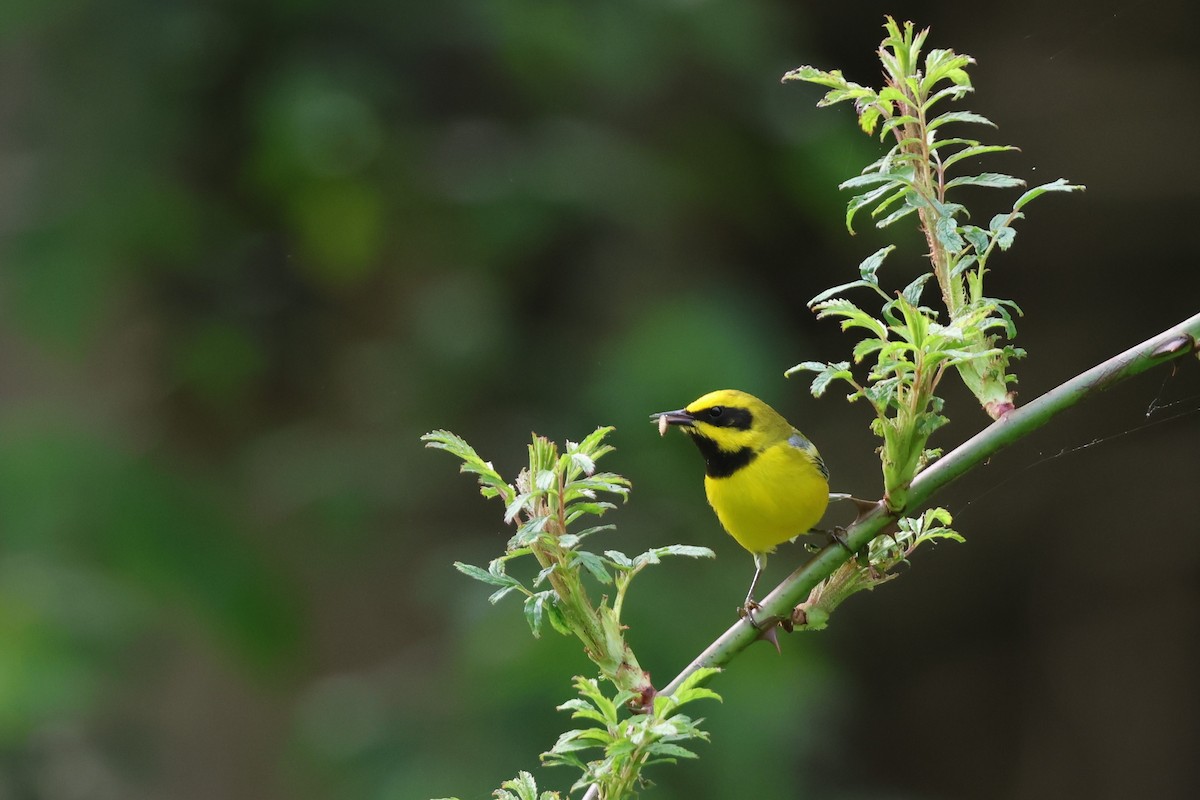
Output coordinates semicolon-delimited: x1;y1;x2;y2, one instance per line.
703;440;829;555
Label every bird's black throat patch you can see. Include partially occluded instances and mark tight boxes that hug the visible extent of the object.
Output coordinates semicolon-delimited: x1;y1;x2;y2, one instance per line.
686;433;756;478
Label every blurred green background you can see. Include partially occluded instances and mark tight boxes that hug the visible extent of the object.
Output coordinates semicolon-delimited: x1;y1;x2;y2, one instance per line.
2;1;1198;798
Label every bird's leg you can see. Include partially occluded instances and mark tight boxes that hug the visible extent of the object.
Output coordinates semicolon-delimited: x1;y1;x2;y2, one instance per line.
740;553;766;628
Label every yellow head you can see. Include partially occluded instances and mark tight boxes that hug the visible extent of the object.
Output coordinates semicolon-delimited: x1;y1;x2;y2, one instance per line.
651;389;797;476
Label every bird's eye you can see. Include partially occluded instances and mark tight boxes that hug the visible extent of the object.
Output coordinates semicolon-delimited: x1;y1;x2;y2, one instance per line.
707;406;724;419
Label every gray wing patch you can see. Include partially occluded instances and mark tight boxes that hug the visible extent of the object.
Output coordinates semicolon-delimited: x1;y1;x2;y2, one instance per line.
788;432;830;480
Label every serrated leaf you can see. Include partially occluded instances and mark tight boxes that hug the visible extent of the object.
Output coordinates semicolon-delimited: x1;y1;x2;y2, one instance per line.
868;185;913;221
557;699;608;726
544;596;572;635
878;113;919;139
1013;177;1084;210
927;110;996;130
945;172;1025;190
852;337;887;362
858;104;882;135
949;255;980;280
875;201;920;228
454;562;518;588
523;593;546;636
646;742;699;760
566;523;616;540
671;667;721;700
785;360;829;377
808;280;877;307
569;452;596;476
922;83;973;111
572;550;612;585
602;549;633;568
942;143;1018;170
901;273;934;306
489;585;520;605
634;545;715;569
810;362;854;398
534;469;556;491
658;544;716;559
838;171;906;191
859;245;896;284
503;492;531;524
780;65;845;87
994;226;1016;251
845;182;895;231
934;215;966;251
562;501;616;521
818;86;876;106
959;226;989;255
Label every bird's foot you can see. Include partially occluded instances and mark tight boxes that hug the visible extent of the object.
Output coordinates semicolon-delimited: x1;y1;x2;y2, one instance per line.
737;599;764;628
738;600;786;630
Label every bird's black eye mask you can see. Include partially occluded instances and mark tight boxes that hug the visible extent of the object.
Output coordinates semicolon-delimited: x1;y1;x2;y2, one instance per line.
692;405;753;431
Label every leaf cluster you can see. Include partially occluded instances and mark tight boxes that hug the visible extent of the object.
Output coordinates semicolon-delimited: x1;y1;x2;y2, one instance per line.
424;428;711;674
782;17;1082;506
793;507;961;631
433;770;562;800
542;669;721;798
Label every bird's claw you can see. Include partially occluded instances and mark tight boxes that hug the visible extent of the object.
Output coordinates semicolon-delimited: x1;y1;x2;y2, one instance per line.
739;600;785;631
816;525;854;555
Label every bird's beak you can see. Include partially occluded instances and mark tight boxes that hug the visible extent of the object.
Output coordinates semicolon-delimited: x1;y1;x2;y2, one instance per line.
650;408;695;436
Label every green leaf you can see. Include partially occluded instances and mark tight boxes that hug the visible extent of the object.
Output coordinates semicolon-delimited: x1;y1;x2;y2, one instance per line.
564;523;616;540
818;86;876;107
523;593;547;637
781;65;851;89
603;549;633;568
838;171;907;192
927;110;996;130
868;185;913;221
945;172;1025;190
934;215;966;251
572;550;612;585
454;561;519;588
489;585;520;605
633;544;716;568
877;113;919;139
949;255;978;278
853;337;887;362
942;143;1018;170
813;298;889;338
845;182;896;231
671;666;722;704
901;273;934;306
569;452;595;477
858;245;896;284
645;742;700;761
808;280;878;307
1013;177;1085;211
785;360;828;378
922;83;973;111
875;200;920;228
562;501;617;522
878;86;909;105
809;361;854;398
503;492;531;524
858;104;882;135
